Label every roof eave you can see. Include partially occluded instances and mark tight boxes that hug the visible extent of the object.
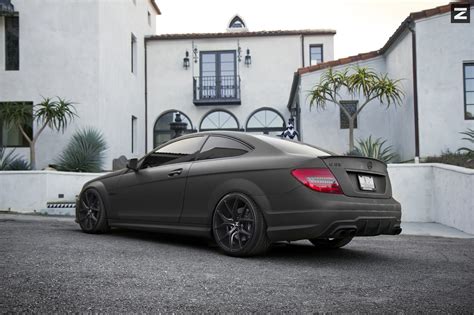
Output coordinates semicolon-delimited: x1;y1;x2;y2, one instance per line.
149;0;161;15
287;72;300;109
146;29;336;41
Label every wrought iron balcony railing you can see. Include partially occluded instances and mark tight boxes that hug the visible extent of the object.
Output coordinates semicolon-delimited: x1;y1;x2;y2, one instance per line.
193;75;241;105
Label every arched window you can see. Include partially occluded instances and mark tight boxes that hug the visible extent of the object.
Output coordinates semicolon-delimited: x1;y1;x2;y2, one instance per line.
200;109;240;131
245;107;286;134
228;15;246;29
153;110;194;148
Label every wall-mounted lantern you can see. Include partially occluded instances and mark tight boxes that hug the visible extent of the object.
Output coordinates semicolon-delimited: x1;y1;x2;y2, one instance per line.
193;47;199;63
183;51;190;69
245;49;252;66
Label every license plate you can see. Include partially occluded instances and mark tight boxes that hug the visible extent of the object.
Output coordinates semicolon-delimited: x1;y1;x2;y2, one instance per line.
358;175;376;191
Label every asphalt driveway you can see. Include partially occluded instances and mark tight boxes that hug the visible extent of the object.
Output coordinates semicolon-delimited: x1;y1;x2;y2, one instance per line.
0;214;473;313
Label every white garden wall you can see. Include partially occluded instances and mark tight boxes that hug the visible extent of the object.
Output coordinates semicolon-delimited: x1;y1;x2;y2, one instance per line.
388;163;474;234
0;171;103;213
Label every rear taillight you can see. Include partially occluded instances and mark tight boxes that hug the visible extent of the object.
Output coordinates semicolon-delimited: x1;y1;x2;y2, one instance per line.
291;168;343;194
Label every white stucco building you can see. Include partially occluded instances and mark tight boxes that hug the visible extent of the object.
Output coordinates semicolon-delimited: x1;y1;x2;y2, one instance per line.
0;0;160;169
289;4;474;161
145;16;335;149
1;1;472;169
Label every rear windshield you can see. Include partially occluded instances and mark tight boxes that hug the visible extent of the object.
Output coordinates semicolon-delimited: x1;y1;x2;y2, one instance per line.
256;136;331;157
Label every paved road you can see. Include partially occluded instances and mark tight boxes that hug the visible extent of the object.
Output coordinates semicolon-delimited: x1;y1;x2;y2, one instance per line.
1;214;473;313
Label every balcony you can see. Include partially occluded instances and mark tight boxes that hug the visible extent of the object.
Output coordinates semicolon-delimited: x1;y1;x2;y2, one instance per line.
193;75;241;105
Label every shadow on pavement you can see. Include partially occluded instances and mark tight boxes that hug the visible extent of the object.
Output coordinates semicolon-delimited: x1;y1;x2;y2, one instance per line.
74;227;392;263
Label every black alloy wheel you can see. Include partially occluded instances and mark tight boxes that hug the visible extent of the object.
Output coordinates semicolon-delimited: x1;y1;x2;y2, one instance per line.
212;193;270;257
77;188;109;234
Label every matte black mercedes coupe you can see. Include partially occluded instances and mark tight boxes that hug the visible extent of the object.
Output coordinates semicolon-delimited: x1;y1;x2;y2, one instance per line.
76;131;402;256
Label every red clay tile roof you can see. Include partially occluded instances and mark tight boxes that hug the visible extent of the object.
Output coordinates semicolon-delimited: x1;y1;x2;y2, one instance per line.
149;0;161;15
297;3;468;75
146;29;336;41
298;50;381;74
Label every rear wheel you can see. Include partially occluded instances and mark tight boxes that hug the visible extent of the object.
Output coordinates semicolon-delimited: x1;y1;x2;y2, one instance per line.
77;188;109;234
308;237;353;249
212;193;270;257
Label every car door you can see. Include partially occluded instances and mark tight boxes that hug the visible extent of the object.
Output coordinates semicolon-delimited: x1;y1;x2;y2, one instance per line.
110;136;206;223
180;136;252;225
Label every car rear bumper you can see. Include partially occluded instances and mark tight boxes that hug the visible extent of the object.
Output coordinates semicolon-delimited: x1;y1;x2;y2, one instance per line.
254;187;402;242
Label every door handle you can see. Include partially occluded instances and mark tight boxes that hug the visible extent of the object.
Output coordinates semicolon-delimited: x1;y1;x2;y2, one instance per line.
168;168;183;177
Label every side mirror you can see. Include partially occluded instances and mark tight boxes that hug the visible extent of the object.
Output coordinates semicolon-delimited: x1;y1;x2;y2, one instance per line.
126;158;139;171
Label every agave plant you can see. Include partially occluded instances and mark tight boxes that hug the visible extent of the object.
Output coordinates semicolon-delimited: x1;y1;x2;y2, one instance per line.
457;128;474;155
349;136;398;163
0;146;31;170
56;128;107;172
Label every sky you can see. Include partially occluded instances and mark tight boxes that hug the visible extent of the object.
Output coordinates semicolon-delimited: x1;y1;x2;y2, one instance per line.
155;0;448;59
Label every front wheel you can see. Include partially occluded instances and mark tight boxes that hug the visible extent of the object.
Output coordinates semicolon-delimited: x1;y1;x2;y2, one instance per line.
212;193;270;257
77;188;110;234
308;237;353;249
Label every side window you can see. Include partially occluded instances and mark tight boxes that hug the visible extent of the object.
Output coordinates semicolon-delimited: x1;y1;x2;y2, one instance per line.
197;136;250;161
309;44;323;66
141;136;205;168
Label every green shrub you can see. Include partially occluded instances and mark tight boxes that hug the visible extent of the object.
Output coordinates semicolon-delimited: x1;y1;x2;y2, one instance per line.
457;128;474;155
56;128;107;172
425;150;473;169
348;136;398;163
0;146;30;170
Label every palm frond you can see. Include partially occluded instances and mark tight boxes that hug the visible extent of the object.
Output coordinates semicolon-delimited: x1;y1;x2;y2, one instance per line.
0;102;33;129
457;128;474;155
35;96;77;133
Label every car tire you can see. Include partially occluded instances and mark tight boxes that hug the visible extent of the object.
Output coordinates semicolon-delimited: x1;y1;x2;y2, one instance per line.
212;192;271;257
308;236;353;249
77;188;110;234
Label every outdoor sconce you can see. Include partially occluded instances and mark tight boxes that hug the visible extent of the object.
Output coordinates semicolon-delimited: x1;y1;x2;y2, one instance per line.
245;49;252;66
183;51;190;69
192;47;199;63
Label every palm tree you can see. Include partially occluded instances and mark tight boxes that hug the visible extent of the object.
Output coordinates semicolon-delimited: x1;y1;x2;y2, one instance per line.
0;97;77;169
309;66;404;152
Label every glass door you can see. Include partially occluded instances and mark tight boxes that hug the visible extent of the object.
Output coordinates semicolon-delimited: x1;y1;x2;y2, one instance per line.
200;51;236;100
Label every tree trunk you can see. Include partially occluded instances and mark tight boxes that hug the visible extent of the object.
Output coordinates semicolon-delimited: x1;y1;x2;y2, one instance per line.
30;142;36;170
348;118;355;152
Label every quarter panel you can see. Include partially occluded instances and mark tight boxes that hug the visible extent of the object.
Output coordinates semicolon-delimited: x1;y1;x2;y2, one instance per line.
179;154;306;225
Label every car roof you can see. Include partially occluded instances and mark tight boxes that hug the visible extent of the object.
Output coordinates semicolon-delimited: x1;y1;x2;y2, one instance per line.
179;131;266;149
177;131;328;154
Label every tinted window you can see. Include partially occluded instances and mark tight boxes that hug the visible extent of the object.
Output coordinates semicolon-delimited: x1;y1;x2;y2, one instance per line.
309;45;323;66
197;136;249;160
257;136;330;157
141;136;205;168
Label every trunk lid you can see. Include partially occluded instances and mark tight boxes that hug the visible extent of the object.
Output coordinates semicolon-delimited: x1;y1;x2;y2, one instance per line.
319;156;392;199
